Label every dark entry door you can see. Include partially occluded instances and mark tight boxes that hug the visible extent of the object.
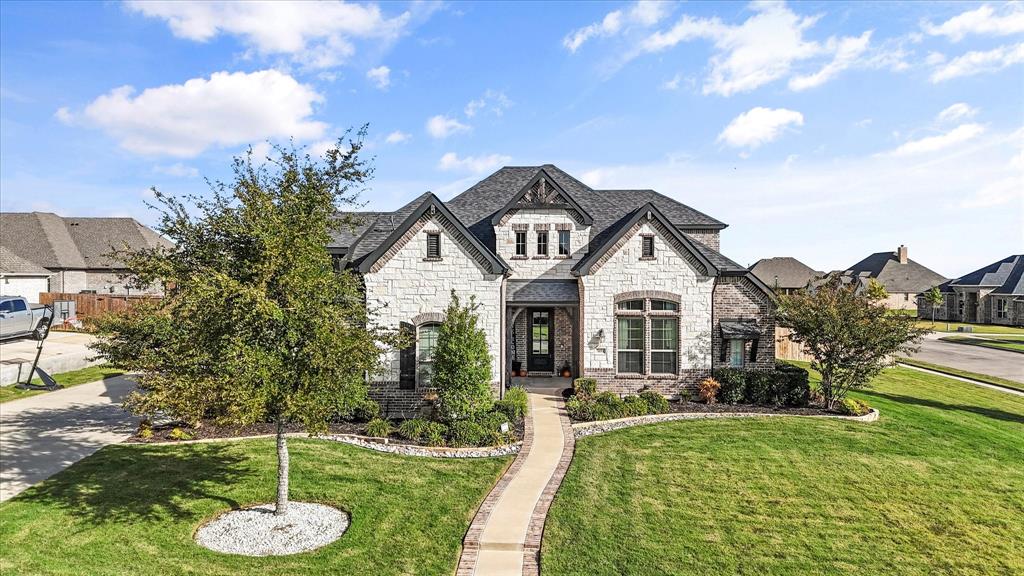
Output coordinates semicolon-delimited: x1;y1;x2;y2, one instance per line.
527;309;554;372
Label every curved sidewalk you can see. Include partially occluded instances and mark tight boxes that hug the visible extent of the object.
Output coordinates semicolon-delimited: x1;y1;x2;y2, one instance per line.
457;388;574;576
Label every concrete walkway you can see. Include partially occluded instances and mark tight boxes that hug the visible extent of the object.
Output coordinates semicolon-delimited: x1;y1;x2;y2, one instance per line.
458;388;574;576
0;375;136;502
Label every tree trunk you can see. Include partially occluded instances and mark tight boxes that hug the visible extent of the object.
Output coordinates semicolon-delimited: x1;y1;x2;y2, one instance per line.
275;419;289;516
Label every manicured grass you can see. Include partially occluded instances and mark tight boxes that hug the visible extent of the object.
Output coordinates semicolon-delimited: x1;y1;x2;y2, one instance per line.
0;439;509;576
0;364;126;404
940;335;1024;354
915;320;1024;334
542;366;1024;575
897;357;1024;392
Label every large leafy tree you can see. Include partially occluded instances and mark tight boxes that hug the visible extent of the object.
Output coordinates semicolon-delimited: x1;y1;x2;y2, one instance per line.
431;292;494;421
91;131;399;515
776;276;929;410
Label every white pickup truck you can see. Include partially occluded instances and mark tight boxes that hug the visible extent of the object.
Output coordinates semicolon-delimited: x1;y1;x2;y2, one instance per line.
0;296;53;341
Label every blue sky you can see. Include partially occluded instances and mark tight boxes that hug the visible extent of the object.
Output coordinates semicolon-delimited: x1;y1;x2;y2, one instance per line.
1;1;1022;277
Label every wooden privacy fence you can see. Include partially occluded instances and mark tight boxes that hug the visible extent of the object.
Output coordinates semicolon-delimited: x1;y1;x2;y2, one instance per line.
39;292;161;323
775;326;815;362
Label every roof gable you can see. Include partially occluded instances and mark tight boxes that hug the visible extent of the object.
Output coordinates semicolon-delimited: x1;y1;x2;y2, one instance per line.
947;254;1024;295
845;251;946;293
572;202;718;277
489;168;593;226
750;256;821;289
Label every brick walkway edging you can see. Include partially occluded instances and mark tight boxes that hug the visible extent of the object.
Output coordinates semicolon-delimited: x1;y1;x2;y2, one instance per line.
456;403;537;575
522;400;574;576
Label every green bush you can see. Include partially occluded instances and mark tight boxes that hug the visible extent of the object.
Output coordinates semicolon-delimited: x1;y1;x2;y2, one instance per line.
838;398;871;416
715;369;746;404
565;396;594;421
743;371;774;405
622;395;650;417
448;419;487;448
493;387;528;421
433;292;494;421
678;389;693;403
573;378;597;399
423;422;447;447
168;427;193;441
345;397;380;422
774;363;811;407
591;392;625;420
638;391;670;414
397;418;429;441
365;417;391;438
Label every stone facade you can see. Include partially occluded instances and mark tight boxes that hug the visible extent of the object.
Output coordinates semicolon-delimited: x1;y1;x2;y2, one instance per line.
917;288;1024;326
496;208;587;280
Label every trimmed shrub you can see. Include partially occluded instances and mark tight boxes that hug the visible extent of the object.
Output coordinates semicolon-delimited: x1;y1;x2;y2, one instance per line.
591;392;625;420
774;363;811;407
474;411;508;434
365;418;391;438
397;418;430;441
448;419;487;448
715;368;746;404
698;377;720;404
494;387;529;421
638;390;670;414
424;422;447;447
838;398;871;416
565;396;594;421
678;389;693;403
349;397;381;422
622;395;650;417
573;378;597;399
169;427;193;441
743;371;774;405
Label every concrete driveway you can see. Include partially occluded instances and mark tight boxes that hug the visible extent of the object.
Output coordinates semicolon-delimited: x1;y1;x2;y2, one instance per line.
0;332;101;386
908;335;1024;383
0;375;137;502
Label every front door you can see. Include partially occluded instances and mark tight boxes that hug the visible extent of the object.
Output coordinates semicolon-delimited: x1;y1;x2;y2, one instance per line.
527;308;554;373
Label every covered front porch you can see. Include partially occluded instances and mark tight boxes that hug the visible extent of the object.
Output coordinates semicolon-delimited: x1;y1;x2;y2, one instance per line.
505;279;580;385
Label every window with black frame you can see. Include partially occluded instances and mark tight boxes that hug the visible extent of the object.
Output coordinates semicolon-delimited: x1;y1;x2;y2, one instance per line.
615;297;681;375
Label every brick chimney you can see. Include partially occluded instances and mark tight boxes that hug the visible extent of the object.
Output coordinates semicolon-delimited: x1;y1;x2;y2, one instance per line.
897;245;908;264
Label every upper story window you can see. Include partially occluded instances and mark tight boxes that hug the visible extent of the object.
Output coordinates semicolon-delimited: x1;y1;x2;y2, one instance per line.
537;231;549;256
515;231;527;257
614;296;681;375
558;230;571;256
426;233;441;259
641;236;655;259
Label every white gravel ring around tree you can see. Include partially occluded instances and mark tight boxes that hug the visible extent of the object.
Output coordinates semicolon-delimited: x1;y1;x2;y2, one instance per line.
195;502;349;556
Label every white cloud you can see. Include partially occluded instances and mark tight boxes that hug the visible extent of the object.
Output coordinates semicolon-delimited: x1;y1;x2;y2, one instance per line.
717;107;804;149
425;115;470;139
890;123;986;156
922;3;1024;42
661;73;682;90
366;65;390;89
384;130;410;144
125;1;410;69
563;1;669;52
930;43;1024;82
79;70;326;157
937;103;979;123
788;31;871;91
307;139;336;157
959;175;1024;208
54;106;74;124
464;90;512;118
153;163;199;178
437;152;511;174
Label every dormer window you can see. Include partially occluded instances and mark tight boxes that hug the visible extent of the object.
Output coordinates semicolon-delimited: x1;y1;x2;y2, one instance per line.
537;231;548;256
426;233;441;260
558;230;570;256
515;231;527;257
641;235;655;259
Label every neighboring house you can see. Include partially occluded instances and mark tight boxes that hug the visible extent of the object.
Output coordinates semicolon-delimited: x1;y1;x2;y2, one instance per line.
749;257;822;295
841;245;947;310
0;212;171;299
332;164;776;416
0;246;52;301
917;254;1024;327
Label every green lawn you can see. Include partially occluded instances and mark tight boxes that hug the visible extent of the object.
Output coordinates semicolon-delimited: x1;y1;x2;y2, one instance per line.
0;364;126;404
940;335;1024;354
916;320;1024;334
0;439;509;576
897;357;1024;392
542;366;1024;575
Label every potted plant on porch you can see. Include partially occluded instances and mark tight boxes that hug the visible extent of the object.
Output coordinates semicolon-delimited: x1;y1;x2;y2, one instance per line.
560;363;571;378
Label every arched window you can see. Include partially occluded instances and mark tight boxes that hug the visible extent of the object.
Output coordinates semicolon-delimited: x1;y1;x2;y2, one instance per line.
417;323;441;386
614;296;681;375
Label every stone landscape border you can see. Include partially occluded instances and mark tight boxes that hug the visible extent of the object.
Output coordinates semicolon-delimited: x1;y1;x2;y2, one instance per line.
143;431;521;459
572;409;880;438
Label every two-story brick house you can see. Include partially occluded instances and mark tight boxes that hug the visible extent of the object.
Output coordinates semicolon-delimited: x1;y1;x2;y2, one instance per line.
332;165;776;416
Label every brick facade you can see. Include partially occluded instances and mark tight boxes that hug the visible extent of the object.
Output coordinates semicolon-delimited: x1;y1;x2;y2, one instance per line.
712;275;776;370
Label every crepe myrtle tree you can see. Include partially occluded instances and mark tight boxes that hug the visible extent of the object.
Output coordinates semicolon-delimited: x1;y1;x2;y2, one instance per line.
91;129;402;516
776;275;929;410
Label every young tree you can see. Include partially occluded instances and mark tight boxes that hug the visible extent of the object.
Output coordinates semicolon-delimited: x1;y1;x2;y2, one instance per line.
431;291;494;421
923;287;944;324
91;131;399;516
776;276;929;410
865;278;888;301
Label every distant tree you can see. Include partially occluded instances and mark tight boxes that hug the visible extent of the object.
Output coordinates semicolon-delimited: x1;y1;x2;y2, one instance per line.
866;278;888;301
776;276;929;410
431;291;494;421
923;287;944;323
91;130;400;516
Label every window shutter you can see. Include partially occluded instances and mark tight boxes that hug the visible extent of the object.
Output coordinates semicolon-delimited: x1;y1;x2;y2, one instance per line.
720;339;728;363
642;236;654;257
426;234;440;259
749;338;759;362
399;322;416;390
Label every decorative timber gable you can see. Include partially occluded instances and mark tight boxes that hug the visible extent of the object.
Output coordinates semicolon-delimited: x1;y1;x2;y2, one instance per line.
490;168;594;227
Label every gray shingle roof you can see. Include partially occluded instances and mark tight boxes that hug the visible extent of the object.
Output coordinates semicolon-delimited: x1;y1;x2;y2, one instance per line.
941;254;1024;296
750;257;822;290
338;164;737;275
0;212;171;271
844;250;947;294
507;280;579;304
0;246;51;275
